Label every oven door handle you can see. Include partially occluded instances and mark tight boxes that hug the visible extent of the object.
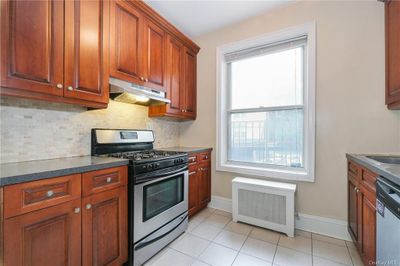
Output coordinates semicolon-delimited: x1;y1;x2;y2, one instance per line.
135;166;188;185
134;213;188;251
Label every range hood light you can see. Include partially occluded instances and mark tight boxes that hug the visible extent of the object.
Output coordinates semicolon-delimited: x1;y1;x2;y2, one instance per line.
136;95;150;103
109;77;170;106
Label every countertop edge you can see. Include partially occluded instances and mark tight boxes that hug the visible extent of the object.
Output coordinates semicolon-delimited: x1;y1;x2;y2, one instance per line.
346;154;400;186
0;159;129;187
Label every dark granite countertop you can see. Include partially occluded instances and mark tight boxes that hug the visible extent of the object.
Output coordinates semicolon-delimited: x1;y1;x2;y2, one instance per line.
346;154;400;186
159;146;213;153
0;156;129;187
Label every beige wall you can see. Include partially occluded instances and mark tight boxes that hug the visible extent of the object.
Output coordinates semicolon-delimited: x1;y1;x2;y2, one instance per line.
180;0;400;220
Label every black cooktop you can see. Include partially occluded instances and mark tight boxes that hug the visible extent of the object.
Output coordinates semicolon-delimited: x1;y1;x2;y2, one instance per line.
109;150;185;162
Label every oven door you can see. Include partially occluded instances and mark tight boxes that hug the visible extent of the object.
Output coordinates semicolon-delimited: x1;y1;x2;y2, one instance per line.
134;169;188;243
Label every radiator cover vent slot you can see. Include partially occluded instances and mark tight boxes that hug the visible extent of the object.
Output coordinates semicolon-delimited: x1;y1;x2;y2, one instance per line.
233;177;296;237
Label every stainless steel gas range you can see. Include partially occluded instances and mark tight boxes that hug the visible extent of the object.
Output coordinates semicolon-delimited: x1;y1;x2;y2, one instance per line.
91;129;189;266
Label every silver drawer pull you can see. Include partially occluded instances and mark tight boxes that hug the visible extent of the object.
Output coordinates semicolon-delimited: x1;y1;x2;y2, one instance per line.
86;204;92;210
46;190;54;197
74;207;80;214
106;177;112;183
189;171;196;175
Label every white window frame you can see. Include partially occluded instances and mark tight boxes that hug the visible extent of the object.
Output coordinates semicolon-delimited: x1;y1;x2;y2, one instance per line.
216;22;316;182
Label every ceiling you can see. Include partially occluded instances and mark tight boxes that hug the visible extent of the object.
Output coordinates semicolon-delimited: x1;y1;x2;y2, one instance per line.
144;0;294;38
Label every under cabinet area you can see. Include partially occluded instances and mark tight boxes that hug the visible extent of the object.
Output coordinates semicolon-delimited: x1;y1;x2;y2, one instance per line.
347;160;377;265
1;165;128;266
188;150;212;217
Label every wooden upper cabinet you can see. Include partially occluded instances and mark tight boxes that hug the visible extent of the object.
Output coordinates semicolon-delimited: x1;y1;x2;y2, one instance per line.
386;0;400;109
183;48;197;119
143;18;167;91
0;0;109;108
64;0;109;104
109;0;144;84
166;35;185;116
3;199;82;266
0;0;64;96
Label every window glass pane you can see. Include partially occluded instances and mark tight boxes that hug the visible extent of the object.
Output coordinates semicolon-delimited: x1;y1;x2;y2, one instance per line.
230;46;303;109
228;109;303;168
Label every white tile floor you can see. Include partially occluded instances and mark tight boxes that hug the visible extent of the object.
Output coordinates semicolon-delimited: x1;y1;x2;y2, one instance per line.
145;208;363;266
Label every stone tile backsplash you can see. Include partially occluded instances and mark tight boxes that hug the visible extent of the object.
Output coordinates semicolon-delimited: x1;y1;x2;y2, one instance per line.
0;96;180;163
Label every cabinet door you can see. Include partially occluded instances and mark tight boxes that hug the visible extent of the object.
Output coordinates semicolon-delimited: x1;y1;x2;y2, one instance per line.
109;0;144;84
183;48;197;119
64;0;109;104
348;180;359;242
143;19;166;91
165;35;185;116
188;169;199;217
82;186;128;266
3;199;82;266
0;0;64;96
361;194;376;265
199;163;211;207
386;0;400;108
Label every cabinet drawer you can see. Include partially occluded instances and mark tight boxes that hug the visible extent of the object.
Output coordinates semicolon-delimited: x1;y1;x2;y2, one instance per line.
82;166;127;196
360;168;377;204
188;154;198;165
348;161;360;179
4;174;81;218
198;151;211;163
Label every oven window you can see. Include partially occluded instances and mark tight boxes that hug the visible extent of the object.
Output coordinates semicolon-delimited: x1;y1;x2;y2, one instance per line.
143;174;184;221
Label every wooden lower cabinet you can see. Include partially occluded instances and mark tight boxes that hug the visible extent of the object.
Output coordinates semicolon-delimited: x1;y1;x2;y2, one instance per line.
4;199;82;266
1;165;128;266
82;186;128;266
188;150;212;217
347;160;377;265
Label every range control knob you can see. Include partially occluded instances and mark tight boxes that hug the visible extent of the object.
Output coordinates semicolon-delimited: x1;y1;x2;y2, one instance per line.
147;164;153;170
154;163;160;168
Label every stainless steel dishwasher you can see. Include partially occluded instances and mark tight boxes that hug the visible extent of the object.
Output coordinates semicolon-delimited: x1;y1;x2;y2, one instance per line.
376;176;400;266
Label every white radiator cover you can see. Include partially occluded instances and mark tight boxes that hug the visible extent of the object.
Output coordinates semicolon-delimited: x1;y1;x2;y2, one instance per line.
232;177;297;237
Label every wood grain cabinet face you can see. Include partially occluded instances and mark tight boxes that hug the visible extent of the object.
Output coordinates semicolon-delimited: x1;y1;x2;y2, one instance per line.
165;35;185;116
4;174;81;218
187;151;212;218
64;0;109;104
143;19;167;91
183;48;197;119
386;0;400;109
0;0;64;96
3;199;82;266
109;0;144;84
347;160;377;265
188;169;199;216
82;186;128;266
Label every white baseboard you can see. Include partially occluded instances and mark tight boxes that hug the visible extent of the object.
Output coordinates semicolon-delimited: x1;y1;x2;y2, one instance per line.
208;195;351;241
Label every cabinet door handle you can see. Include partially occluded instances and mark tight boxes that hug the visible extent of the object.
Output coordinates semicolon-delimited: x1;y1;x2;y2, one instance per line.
46;190;54;197
144;78;148;82
67;86;74;91
74;207;80;214
56;83;63;89
106;177;112;183
189;171;196;175
354;187;357;191
140;77;144;81
86;204;92;210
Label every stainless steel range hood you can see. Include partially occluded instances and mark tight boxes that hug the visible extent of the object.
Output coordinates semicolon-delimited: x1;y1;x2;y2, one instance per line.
109;77;170;106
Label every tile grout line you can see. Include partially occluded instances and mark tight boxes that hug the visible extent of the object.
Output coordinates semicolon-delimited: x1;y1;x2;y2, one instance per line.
271;235;280;265
230;224;254;266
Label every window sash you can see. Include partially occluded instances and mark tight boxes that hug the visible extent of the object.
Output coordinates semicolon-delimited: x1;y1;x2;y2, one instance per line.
225;35;307;63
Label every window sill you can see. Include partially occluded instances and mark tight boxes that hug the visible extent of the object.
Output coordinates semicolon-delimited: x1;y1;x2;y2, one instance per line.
217;162;314;182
